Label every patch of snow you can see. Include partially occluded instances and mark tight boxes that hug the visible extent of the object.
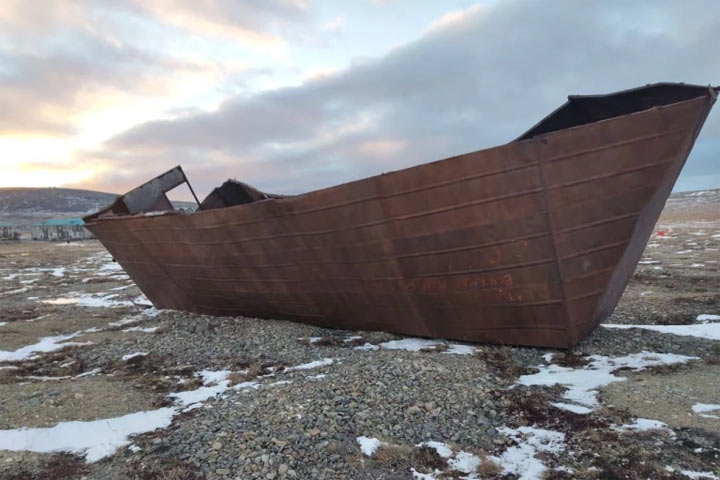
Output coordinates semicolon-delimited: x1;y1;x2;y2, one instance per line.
285;358;334;371
343;336;363;343
309;374;326;379
614;418;671;432
518;352;696;408
302;337;322;344
51;267;65;277
43;293;133;308
691;263;705;268
449;451;482;473
199;370;231;385
681;470;719;480
99;262;122;272
379;338;474;355
491;426;565;480
232;381;260;391
172;383;230;408
445;344;475;355
21;375;72;381
0;408;175;462
109;308;160;328
676;250;694;254
354;343;379;351
0;322;6;327
697;314;720;323
0;357;342;461
551;403;592;414
415;441;487;478
691;403;720;419
357;436;383;456
268;380;292;387
132;295;152;306
603;323;720;341
121;352;148;362
417;441;452;458
122;326;158;333
411;469;436;480
0;287;29;297
0;332;91;362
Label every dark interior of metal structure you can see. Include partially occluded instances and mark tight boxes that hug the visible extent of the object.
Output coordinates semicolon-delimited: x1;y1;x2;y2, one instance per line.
198;179;284;211
517;83;716;140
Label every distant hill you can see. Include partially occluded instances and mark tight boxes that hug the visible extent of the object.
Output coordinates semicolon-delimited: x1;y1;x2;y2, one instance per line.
660;187;720;222
0;187;195;224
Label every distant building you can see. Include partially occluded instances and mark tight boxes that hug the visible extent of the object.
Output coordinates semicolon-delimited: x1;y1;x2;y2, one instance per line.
0;221;19;241
31;218;94;241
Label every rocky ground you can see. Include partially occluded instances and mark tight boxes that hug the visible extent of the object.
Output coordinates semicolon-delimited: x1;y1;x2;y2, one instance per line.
0;215;719;479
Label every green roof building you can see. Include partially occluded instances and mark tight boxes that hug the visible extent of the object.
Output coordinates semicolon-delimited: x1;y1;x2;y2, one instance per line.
31;218;93;241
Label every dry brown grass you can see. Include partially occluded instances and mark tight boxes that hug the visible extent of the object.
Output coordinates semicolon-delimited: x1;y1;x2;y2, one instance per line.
4;453;90;480
312;336;342;347
0;349;88;384
0;309;40;322
704;343;720;365
412;445;448;471
476;348;532;379
153;323;171;334
551;352;589;368
298;335;371;348
174;376;203;391
346;336;369;347
127;458;201;480
473;456;503;478
373;444;414;469
420;343;449;353
228;363;263;385
366;440;501;478
502;386;609;433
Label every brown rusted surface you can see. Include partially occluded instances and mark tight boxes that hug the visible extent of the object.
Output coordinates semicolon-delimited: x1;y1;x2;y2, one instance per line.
84;166;198;221
84;83;717;348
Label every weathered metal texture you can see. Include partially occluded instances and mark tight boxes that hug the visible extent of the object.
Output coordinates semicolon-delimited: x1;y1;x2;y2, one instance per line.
84;166;196;221
84;83;717;348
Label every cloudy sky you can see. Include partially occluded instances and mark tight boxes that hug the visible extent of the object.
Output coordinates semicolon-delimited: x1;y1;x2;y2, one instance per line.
2;0;719;200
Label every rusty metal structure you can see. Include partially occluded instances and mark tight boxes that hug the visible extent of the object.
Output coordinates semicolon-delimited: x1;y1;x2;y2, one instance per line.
84;83;718;348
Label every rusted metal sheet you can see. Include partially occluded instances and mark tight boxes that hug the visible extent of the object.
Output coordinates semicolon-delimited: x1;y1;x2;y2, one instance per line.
84;83;717;348
84;166;199;221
